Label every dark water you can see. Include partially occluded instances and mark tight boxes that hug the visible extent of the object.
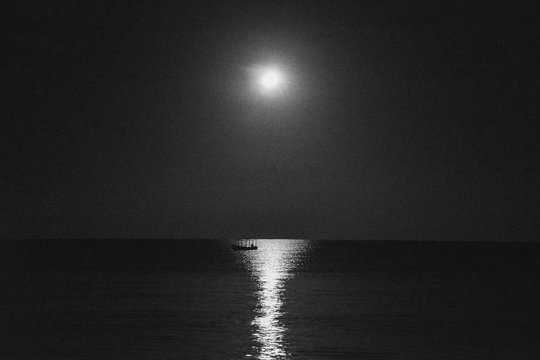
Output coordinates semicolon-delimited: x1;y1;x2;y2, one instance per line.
1;239;539;359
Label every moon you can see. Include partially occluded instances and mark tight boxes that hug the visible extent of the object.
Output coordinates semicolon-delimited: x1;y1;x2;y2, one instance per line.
260;69;281;90
256;67;285;95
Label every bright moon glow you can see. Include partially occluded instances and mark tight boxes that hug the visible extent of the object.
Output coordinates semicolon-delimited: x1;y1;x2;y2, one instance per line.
255;66;286;95
260;70;281;90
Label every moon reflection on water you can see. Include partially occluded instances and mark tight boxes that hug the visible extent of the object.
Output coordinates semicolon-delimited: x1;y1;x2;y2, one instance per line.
234;239;311;359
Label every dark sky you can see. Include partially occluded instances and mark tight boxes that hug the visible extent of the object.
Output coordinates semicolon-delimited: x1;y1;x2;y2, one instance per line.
4;1;539;240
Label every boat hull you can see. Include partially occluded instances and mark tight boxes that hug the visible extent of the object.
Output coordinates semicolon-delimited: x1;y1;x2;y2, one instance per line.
231;245;258;250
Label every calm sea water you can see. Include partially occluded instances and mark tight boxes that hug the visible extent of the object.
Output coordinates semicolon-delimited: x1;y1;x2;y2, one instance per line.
1;239;539;359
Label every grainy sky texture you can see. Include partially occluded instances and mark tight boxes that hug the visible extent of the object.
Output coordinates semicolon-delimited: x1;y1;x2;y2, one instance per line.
4;1;539;239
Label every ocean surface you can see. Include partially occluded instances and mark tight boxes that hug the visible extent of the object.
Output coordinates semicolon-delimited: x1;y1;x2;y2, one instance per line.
1;239;539;359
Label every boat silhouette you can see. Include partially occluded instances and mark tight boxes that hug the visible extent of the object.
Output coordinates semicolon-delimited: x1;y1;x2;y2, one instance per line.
231;239;258;250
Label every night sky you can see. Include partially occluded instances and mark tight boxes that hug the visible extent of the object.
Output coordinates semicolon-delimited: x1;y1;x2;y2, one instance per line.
4;1;539;240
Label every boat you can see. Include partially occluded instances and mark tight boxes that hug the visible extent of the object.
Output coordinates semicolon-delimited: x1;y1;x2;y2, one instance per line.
231;239;258;250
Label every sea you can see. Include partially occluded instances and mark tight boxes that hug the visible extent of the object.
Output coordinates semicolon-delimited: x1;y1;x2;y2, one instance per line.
1;239;539;359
